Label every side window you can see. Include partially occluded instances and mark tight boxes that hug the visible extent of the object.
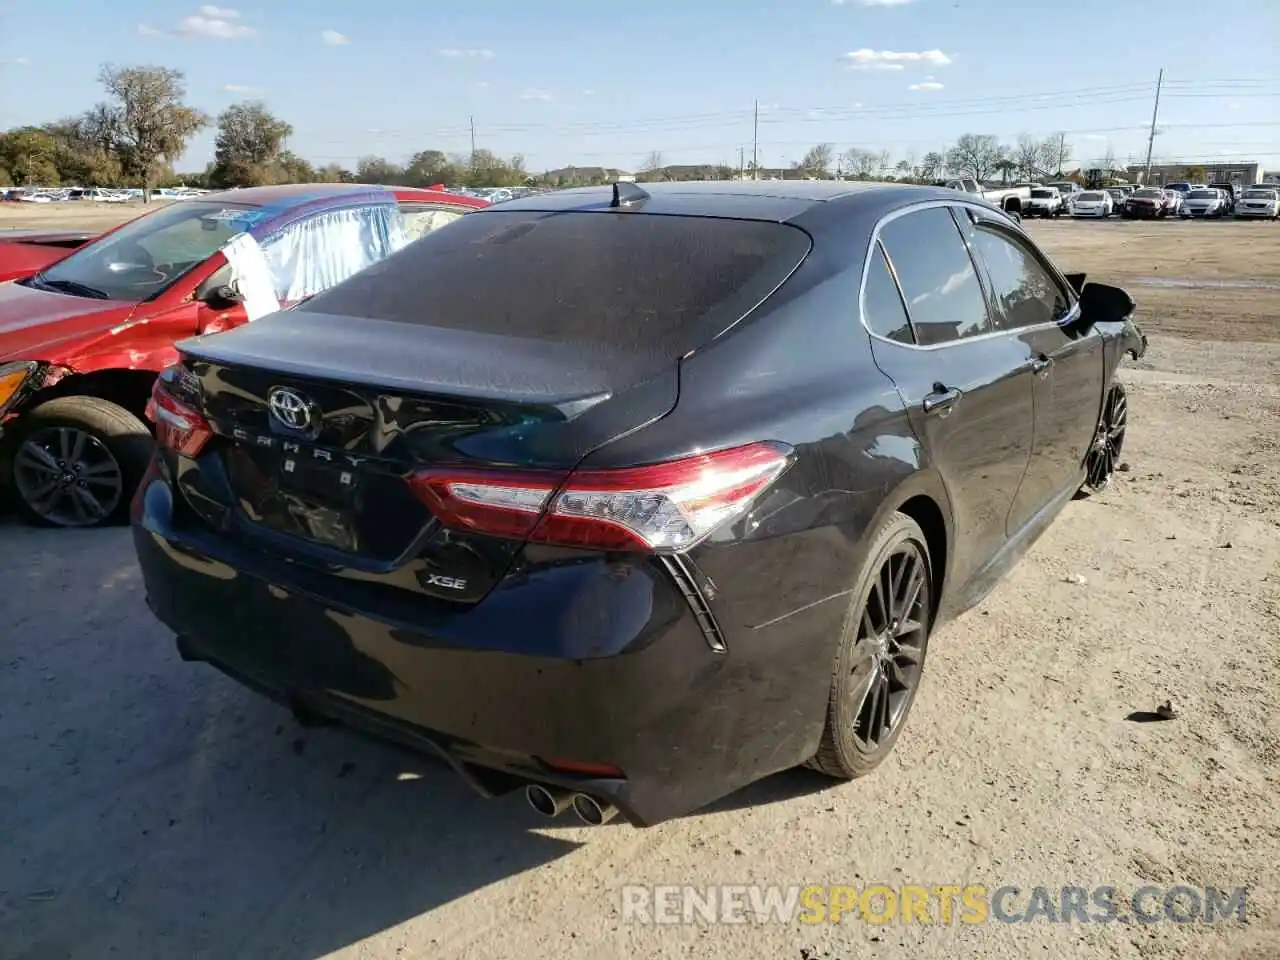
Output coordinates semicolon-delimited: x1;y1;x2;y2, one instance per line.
863;241;914;344
967;223;1069;330
878;207;993;346
400;204;468;244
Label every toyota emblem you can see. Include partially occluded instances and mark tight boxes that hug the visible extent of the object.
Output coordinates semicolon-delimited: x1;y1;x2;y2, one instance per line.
267;387;314;431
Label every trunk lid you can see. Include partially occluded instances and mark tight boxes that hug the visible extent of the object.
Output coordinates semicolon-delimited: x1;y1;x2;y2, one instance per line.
173;310;678;604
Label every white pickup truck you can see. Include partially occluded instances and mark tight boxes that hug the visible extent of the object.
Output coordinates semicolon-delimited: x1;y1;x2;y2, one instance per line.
943;178;1030;219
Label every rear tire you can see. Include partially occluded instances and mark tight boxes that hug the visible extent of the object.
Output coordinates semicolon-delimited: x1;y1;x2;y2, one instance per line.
809;512;933;779
2;396;153;528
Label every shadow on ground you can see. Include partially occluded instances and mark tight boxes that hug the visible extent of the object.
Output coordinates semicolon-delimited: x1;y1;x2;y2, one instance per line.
0;520;582;959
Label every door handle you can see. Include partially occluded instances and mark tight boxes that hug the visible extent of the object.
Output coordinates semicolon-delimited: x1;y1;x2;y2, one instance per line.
923;384;962;416
1030;355;1053;378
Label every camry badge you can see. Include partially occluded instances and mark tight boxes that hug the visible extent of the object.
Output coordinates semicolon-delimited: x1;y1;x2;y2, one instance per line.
268;387;313;432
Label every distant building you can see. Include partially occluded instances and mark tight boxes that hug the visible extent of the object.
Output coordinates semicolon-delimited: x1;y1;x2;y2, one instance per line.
1127;161;1263;186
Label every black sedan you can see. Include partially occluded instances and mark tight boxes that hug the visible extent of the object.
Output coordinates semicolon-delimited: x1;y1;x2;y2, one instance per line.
132;181;1146;827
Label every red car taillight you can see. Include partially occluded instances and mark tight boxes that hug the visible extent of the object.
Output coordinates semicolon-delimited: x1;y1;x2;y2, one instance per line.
408;441;794;552
145;371;213;457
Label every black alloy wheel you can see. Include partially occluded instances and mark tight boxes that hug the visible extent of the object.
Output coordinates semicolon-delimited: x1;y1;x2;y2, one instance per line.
811;512;932;779
1080;382;1128;495
13;426;124;526
4;395;154;528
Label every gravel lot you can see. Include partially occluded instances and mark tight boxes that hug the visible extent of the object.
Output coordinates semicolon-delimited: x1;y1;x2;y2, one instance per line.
1;215;1277;960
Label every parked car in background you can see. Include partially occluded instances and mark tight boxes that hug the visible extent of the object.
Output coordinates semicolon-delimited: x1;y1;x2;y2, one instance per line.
942;178;1028;219
0;184;488;528
1234;186;1280;219
1045;181;1082;211
1208;182;1239;213
1123;188;1168;219
1162;190;1183;216
1180;188;1229;218
1165;182;1192;198
1071;191;1113;218
1105;187;1129;214
131;180;1146;828
1025;187;1064;218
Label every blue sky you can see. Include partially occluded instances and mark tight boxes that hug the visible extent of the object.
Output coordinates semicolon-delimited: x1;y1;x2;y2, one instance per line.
1;0;1276;174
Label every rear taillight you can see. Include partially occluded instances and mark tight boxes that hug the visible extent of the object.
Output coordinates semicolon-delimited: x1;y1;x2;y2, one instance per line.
145;370;213;457
408;441;793;552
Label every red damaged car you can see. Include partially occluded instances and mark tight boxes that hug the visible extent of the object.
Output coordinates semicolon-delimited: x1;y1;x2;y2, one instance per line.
0;184;486;527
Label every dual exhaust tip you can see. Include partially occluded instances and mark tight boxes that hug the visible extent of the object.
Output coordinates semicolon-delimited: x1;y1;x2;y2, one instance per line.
525;783;617;826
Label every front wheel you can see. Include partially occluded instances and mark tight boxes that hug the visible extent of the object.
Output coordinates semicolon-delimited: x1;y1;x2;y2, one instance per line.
809;512;933;779
2;395;154;528
1079;383;1128;497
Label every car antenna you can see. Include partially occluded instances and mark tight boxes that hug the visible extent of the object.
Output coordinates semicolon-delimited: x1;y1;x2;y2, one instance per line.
611;181;650;209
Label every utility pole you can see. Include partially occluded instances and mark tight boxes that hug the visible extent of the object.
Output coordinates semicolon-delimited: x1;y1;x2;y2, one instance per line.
1142;68;1164;184
738;146;745;180
469;114;477;177
752;100;759;180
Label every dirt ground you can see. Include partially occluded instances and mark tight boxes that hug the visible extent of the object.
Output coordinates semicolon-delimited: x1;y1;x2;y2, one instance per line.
0;216;1277;960
0;202;162;232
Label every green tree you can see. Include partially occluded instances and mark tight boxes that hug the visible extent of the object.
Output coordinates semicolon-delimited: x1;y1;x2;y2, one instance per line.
356;155;406;184
404;149;451;186
210;101;293;187
0;127;61;185
94;64;209;198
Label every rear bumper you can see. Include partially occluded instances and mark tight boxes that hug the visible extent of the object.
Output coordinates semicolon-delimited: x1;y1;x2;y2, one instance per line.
131;473;835;826
1235;209;1275;217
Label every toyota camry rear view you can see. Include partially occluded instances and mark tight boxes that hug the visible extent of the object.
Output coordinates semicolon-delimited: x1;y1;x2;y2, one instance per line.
132;181;1145;826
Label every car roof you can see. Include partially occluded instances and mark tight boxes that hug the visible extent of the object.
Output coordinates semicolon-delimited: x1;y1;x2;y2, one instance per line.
480;180;968;224
197;182;484;209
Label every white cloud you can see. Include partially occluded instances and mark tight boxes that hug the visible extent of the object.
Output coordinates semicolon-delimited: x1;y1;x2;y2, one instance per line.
437;47;495;58
908;81;945;91
1080;133;1108;140
223;83;265;94
199;4;240;16
833;0;916;5
581;88;594;96
841;48;953;70
321;29;350;45
476;81;491;88
2;55;30;64
176;13;255;39
518;88;553;101
136;23;162;37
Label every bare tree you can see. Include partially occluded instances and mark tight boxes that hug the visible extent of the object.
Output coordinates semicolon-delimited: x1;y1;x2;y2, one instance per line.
1100;145;1117;176
800;143;834;178
919;151;945;181
1012;134;1045;181
1041;132;1071;178
641;151;665;174
946;133;1005;181
96;64;208;199
840;148;879;179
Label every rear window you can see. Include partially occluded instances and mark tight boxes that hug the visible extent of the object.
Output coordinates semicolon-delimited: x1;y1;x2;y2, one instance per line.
301;210;812;350
1188;190;1217;199
1135;189;1164;198
1243;189;1276;199
1031;189;1056;198
1078;192;1104;201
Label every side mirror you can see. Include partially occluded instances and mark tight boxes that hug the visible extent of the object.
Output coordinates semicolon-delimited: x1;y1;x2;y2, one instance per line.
1079;281;1134;325
200;284;244;310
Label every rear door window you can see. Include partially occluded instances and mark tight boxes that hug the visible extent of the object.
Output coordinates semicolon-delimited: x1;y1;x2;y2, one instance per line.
862;241;914;344
878;206;993;346
301;211;813;354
